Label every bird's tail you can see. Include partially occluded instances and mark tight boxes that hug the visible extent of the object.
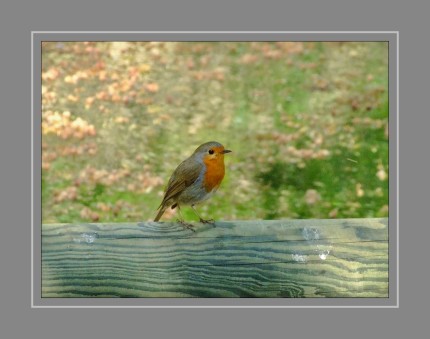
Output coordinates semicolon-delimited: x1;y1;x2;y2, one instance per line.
154;205;167;222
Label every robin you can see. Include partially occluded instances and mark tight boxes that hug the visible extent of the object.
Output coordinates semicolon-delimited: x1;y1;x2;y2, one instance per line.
154;141;231;230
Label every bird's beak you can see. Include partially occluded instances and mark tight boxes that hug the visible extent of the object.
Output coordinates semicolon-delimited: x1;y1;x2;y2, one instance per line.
222;149;232;154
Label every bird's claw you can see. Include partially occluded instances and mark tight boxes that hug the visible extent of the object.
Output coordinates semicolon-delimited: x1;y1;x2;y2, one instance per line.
177;219;196;232
200;218;215;225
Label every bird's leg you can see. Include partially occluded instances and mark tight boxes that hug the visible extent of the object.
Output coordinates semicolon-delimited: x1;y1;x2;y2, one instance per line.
176;205;195;232
191;205;215;225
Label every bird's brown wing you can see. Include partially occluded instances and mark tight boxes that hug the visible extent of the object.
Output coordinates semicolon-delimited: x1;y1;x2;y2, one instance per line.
158;158;203;209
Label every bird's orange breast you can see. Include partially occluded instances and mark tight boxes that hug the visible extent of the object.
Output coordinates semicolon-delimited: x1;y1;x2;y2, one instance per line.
203;156;225;192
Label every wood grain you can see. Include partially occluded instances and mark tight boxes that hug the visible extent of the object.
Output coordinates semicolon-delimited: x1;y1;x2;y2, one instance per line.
42;218;388;298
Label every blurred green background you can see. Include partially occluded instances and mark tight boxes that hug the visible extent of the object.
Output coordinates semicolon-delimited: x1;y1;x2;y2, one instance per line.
41;41;388;223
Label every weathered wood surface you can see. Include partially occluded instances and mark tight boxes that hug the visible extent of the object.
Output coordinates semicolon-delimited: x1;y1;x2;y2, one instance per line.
42;218;388;298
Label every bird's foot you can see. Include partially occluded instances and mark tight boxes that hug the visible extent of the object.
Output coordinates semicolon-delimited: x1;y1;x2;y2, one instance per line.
177;219;196;232
199;218;215;225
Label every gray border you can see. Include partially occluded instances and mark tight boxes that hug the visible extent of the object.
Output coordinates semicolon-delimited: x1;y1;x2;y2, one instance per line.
33;31;398;308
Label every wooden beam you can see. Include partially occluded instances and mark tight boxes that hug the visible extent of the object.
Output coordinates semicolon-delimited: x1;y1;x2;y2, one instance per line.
42;218;388;298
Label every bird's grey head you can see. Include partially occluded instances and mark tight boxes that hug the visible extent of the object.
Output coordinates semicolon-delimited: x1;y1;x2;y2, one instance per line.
194;141;223;154
192;141;232;158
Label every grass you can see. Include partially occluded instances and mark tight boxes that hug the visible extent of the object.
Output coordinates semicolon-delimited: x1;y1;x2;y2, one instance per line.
41;41;389;223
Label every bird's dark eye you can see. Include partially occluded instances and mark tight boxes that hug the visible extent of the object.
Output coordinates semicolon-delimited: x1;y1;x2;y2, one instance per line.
208;149;214;154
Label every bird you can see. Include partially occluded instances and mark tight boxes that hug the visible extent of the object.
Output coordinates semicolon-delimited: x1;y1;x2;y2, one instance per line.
154;141;231;230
